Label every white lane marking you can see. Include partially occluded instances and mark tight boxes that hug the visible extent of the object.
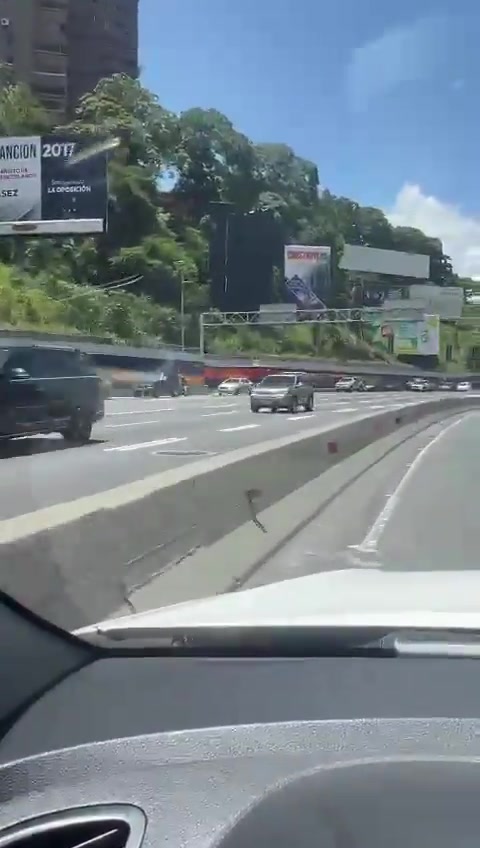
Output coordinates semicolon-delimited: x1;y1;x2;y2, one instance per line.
105;437;187;453
287;414;315;421
105;418;169;429
106;408;174;416
350;414;469;554
201;411;237;418
334;407;356;413
203;403;237;410
366;404;386;410
219;424;260;433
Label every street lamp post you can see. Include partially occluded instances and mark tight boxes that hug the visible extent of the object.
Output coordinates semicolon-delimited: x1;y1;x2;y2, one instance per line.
180;270;186;352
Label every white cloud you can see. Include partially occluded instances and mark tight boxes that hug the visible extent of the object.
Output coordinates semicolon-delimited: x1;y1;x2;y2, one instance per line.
387;184;480;280
347;15;449;112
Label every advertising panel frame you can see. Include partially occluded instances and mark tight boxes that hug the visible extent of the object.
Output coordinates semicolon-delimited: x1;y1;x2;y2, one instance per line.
284;244;332;308
0;134;108;237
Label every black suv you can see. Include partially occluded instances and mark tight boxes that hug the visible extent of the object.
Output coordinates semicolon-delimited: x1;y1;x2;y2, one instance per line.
0;345;104;444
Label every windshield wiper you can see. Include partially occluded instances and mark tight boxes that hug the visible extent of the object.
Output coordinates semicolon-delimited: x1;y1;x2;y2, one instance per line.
78;625;480;658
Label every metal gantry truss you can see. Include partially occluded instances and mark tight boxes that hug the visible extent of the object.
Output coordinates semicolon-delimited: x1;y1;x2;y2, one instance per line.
199;308;403;354
198;307;475;354
201;308;372;327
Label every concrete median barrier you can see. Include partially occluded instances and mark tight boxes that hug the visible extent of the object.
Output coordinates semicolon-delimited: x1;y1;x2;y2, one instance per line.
1;396;479;631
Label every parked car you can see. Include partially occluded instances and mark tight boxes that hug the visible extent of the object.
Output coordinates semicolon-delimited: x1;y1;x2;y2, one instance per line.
0;345;104;444
250;372;314;413
456;381;472;392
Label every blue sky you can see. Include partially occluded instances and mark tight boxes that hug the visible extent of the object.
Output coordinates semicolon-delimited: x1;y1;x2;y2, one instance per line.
139;0;480;277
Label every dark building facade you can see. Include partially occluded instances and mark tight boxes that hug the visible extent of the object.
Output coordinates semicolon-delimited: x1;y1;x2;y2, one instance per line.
67;0;139;113
0;0;138;121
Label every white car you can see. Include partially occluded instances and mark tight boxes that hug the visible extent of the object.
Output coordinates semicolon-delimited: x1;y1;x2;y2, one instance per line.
456;381;472;392
335;377;357;392
217;377;253;396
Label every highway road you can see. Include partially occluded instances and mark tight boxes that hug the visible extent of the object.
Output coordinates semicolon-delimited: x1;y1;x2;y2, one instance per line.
0;390;445;520
246;410;480;590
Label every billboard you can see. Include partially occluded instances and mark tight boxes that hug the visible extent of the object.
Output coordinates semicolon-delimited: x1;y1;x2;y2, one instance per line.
0;135;107;236
368;315;440;357
340;244;430;279
391;315;440;356
360;283;463;319
284;245;331;308
383;284;463;320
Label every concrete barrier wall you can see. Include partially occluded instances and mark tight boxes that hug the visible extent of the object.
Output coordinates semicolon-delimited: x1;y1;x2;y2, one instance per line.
1;395;478;630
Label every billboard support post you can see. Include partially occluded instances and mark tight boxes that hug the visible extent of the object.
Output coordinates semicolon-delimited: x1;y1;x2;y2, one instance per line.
199;313;205;356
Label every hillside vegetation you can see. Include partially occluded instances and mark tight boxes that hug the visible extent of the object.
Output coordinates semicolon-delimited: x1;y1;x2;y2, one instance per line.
0;69;458;362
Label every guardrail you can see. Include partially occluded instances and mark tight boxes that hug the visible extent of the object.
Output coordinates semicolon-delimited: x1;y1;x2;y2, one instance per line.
1;394;479;629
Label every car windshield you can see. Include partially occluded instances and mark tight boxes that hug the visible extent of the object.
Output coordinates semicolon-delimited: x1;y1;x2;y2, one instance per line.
259;376;295;387
0;2;478;650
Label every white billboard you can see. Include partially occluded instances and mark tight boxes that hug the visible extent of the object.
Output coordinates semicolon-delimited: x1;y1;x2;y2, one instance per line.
340;244;430;279
382;284;463;320
284;245;331;308
0;135;108;236
391;315;440;356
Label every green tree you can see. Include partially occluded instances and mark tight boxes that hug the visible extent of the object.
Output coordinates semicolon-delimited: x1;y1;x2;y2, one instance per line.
0;69;51;136
173;108;262;219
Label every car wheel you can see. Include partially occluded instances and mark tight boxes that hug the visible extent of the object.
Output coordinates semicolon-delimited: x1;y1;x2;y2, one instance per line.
290;398;298;414
62;414;93;445
251;405;259;413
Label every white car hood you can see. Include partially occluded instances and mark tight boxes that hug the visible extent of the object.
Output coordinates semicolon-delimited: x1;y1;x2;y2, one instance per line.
76;568;480;636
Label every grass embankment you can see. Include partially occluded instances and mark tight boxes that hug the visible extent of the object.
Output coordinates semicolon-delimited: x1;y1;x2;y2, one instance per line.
0;262;179;347
207;323;395;364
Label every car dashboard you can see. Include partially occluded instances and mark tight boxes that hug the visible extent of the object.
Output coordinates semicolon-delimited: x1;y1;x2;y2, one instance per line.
1;652;480;847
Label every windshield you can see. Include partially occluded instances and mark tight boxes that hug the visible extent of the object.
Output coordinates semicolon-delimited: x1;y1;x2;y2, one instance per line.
259;376;295;387
0;1;479;645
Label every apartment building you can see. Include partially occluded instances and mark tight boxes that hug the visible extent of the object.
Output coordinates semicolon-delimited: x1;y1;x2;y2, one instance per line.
0;0;138;121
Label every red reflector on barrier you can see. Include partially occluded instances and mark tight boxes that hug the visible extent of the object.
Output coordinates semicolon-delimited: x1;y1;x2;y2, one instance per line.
327;441;338;454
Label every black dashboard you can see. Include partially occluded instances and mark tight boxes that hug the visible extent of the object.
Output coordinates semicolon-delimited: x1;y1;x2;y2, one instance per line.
1;652;480;847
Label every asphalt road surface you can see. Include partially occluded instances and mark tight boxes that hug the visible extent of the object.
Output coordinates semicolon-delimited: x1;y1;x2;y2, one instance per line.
0;391;454;520
247;409;480;589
